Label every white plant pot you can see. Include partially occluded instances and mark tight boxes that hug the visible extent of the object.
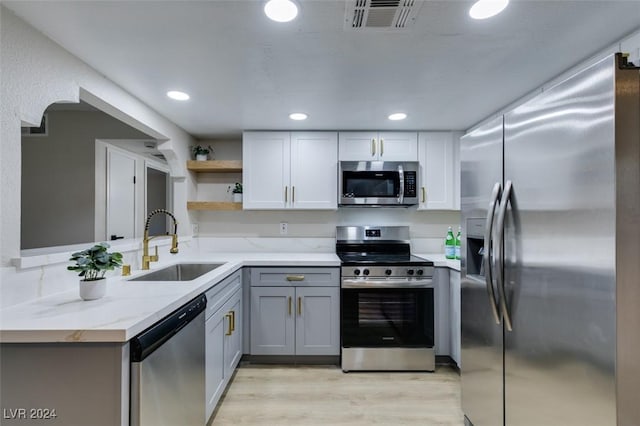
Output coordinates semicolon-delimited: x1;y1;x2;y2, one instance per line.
233;193;242;203
79;278;106;301
196;154;208;161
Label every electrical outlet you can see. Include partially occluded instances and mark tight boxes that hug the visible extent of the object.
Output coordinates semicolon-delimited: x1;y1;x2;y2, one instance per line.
192;223;199;235
279;222;288;235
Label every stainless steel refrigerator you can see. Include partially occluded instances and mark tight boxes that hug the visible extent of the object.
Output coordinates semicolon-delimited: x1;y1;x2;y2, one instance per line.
460;53;640;426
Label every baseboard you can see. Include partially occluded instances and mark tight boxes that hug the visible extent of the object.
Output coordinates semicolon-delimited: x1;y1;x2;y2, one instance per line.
241;354;340;366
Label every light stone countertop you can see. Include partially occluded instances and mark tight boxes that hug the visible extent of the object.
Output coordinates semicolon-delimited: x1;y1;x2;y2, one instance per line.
416;253;461;271
0;251;458;343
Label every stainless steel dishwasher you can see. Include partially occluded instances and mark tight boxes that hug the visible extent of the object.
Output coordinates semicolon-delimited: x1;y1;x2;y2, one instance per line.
130;295;206;426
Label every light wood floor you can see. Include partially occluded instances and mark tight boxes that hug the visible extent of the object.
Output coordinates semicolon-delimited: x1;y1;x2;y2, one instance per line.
211;365;464;425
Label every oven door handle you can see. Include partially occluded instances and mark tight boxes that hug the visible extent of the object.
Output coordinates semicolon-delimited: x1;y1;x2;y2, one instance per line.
341;279;433;288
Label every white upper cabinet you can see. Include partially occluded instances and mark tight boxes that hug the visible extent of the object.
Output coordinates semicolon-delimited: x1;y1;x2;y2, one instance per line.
338;131;418;161
418;131;461;210
242;132;290;209
243;131;338;210
290;132;338;210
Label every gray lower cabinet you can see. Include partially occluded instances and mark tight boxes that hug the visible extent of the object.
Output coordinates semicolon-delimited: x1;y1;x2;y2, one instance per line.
449;270;461;367
249;267;340;356
205;270;243;422
434;267;451;357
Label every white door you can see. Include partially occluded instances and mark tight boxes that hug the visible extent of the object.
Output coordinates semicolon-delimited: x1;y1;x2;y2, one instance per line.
290;132;338;210
242;132;290;209
378;131;418;161
106;148;136;240
338;131;378;161
418;132;455;210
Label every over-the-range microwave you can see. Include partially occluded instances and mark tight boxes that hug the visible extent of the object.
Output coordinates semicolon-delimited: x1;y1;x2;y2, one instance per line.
339;161;419;207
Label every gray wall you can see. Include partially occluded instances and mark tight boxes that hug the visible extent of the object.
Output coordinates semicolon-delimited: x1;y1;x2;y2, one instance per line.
21;110;149;249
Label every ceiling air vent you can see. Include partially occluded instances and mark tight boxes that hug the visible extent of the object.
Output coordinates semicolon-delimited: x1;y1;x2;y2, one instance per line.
345;0;423;31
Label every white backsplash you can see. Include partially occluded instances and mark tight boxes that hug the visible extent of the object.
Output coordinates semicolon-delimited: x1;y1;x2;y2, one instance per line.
1;236;446;308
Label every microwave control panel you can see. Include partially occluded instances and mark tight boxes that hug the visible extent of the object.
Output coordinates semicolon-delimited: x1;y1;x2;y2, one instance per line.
404;171;417;197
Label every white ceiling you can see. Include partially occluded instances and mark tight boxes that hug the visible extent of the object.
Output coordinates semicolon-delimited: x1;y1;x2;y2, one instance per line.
4;1;640;139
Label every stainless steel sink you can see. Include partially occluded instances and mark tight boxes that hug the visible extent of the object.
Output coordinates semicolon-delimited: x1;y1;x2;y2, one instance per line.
127;263;225;282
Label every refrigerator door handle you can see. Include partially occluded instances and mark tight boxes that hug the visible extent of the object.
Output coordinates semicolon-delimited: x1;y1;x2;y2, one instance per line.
484;182;502;325
496;180;514;331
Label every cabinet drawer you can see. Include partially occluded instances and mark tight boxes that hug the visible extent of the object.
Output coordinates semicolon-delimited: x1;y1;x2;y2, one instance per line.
250;267;339;287
205;270;242;319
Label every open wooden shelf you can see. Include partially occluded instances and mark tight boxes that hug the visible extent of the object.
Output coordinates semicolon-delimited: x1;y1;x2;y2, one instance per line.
187;160;242;173
187;201;243;211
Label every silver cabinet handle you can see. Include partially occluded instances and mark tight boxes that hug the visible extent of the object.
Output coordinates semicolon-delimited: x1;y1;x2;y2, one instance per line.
298;297;302;316
284;186;288;203
292;186;295;203
496;180;513;332
484;182;502;325
371;138;376;156
288;296;292;316
380;138;384;156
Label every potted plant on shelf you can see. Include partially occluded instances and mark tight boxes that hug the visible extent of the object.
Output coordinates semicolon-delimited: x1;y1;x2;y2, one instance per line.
228;182;243;203
68;242;123;301
192;144;214;161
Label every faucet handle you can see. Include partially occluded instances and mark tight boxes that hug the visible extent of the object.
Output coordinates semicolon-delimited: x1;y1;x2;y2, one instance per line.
170;234;179;254
151;246;159;262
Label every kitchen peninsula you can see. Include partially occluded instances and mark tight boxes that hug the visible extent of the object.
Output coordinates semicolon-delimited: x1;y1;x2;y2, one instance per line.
0;239;459;425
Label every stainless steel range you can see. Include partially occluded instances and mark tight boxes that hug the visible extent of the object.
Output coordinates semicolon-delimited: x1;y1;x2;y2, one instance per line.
337;226;435;372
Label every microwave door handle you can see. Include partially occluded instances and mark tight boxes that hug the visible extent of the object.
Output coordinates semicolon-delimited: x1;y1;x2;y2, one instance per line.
398;165;404;203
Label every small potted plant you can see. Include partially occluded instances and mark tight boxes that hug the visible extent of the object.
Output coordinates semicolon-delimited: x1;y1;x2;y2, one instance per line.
68;242;123;301
228;182;243;203
192;144;214;161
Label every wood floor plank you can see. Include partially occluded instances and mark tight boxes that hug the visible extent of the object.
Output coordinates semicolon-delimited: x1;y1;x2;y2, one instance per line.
211;365;464;425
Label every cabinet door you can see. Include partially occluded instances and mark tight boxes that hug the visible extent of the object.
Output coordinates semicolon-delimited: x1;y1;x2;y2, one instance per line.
434;267;451;356
242;131;291;209
205;310;227;420
377;131;418;161
338;131;378;161
295;287;340;356
418;132;456;210
290;132;338;210
450;270;461;366
250;287;295;355
224;290;243;378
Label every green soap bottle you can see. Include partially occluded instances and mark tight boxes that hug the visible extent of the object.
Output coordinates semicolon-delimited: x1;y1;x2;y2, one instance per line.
445;226;455;259
455;227;461;260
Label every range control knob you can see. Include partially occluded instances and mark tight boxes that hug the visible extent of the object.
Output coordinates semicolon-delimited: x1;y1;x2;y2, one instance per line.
363;269;370;276
354;269;361;276
407;269;415;276
385;269;392;276
416;269;424;276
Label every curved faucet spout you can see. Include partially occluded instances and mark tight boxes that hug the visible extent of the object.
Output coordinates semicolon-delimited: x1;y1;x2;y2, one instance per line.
142;209;179;269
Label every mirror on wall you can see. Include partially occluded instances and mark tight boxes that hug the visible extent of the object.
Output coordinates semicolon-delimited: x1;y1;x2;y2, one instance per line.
20;101;170;250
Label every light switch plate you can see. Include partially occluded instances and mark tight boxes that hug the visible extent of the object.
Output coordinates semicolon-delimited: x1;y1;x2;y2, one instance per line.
279;222;288;235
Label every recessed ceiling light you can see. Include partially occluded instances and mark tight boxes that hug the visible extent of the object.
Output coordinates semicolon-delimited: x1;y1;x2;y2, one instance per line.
469;0;509;20
264;0;298;23
388;113;407;121
166;90;190;101
289;112;308;121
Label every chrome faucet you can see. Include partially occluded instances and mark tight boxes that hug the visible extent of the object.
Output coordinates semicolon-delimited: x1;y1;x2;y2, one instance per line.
142;209;179;270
